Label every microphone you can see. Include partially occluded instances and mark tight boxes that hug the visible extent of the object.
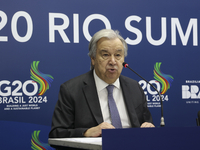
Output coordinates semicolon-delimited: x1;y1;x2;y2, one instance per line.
122;62;165;127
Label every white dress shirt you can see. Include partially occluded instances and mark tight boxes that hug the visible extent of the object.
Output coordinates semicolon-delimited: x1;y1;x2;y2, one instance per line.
93;70;131;128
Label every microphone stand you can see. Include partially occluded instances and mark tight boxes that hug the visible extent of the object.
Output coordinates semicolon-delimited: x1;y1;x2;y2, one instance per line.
123;62;165;127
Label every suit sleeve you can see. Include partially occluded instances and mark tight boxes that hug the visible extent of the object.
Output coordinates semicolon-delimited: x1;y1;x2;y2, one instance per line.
49;84;88;138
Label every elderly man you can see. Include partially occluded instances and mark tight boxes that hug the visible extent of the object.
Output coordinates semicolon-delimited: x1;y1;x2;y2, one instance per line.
49;29;154;138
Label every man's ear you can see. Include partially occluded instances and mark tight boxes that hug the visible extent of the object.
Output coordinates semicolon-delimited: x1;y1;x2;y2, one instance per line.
91;57;95;66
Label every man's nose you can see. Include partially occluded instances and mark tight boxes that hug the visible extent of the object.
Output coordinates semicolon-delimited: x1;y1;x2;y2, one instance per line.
109;55;117;64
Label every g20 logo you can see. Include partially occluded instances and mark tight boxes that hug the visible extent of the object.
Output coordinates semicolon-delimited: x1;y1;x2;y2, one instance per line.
0;80;38;96
139;80;169;102
0;61;53;105
141;62;174;102
0;80;48;104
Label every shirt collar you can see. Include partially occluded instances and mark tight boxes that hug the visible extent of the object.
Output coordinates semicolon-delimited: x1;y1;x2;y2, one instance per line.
93;69;120;92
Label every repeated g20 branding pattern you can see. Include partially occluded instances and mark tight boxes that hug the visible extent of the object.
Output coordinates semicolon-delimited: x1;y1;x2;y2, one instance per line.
30;61;54;96
31;130;55;150
139;62;174;107
0;61;54;111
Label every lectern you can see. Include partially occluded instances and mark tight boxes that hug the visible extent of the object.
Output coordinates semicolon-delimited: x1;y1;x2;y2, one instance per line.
49;127;200;150
102;127;200;150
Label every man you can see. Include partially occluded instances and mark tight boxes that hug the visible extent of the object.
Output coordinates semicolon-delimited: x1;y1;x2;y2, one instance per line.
49;29;154;138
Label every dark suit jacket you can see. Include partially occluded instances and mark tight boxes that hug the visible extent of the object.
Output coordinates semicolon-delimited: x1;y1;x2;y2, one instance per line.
49;70;153;138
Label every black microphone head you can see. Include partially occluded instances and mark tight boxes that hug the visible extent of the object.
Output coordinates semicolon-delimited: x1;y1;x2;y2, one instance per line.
122;62;128;68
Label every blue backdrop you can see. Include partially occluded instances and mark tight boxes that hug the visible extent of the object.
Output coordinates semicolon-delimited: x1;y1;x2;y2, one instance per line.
0;0;200;149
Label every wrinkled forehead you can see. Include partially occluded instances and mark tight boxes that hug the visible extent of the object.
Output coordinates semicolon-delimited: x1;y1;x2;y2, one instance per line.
97;37;124;49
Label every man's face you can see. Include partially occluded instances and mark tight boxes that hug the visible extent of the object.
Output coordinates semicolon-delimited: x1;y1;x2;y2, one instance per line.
91;37;125;84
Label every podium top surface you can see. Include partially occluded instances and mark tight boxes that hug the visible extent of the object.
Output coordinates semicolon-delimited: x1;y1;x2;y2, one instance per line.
48;137;102;150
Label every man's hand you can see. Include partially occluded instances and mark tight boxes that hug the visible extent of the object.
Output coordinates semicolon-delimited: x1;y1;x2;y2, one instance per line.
84;122;115;137
140;122;155;128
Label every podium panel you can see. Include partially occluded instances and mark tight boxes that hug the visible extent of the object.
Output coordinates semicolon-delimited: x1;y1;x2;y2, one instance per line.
102;127;200;150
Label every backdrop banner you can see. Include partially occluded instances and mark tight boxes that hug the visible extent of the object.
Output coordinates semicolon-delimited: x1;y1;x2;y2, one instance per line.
0;0;200;149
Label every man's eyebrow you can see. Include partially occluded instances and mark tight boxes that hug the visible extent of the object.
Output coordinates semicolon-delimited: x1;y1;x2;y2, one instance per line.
100;49;109;52
100;49;123;53
116;49;123;52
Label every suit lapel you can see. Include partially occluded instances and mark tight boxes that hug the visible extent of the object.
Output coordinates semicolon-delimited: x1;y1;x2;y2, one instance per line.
82;71;103;125
120;76;140;127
